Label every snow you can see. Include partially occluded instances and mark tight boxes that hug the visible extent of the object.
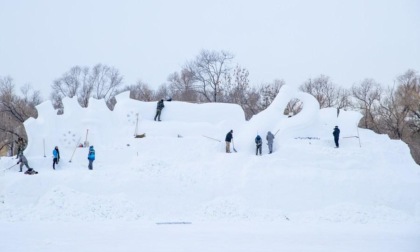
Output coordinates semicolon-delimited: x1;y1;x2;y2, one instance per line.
1;85;420;251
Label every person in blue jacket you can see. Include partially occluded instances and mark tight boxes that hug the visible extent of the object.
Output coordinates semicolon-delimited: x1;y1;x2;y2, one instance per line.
87;146;95;170
52;146;60;170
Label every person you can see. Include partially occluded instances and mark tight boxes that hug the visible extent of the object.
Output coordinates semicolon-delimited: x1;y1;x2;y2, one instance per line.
17;153;33;173
154;99;165;121
333;126;340;148
225;130;233;153
53;146;60;170
87;146;95;170
15;137;26;158
266;131;275;154
255;134;262;156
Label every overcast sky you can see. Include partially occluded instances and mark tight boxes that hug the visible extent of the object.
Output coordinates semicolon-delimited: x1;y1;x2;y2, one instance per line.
1;0;419;99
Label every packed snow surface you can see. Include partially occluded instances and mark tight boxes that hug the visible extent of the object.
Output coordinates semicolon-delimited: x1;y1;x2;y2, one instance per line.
1;85;419;251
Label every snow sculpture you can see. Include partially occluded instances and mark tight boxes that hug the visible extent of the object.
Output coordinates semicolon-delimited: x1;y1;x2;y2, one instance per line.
22;85;365;157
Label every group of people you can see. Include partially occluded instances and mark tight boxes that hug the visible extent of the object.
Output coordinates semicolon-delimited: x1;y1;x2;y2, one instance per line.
52;145;95;170
14;144;96;174
224;126;341;154
12;96;340;173
224;130;276;155
51;145;95;170
154;98;341;152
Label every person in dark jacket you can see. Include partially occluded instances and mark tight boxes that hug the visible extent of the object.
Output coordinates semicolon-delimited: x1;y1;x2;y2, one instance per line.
255;135;262;156
53;146;60;170
17;153;33;173
225;130;233;153
154;99;165;121
87;146;95;170
266;131;275;154
333;126;340;148
15;137;26;158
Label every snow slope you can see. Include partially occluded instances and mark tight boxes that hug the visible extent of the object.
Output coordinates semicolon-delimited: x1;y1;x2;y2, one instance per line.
1;85;420;251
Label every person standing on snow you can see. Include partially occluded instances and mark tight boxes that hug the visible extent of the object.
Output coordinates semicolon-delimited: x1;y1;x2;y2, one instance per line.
225;130;233;153
53;146;60;170
17;153;33;173
333;126;340;148
266;131;275;154
87;146;95;170
255;134;262;156
154;99;165;121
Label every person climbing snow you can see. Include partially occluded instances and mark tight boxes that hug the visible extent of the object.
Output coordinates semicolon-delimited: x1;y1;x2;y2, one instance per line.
255;134;262;156
333;126;340;148
53;146;60;170
87;146;95;170
154;99;165;121
266;131;275;154
225;130;233;153
17;153;33;173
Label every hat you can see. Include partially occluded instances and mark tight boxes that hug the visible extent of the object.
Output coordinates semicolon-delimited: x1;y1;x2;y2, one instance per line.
335;126;338;128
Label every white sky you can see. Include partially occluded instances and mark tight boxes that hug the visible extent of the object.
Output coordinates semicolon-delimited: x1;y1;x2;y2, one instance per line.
1;0;419;99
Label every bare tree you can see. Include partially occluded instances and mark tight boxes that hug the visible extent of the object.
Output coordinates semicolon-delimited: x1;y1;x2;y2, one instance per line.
155;84;169;101
224;65;259;119
0;76;41;155
51;64;123;111
299;75;341;108
187;50;234;102
351;79;382;129
395;69;420;133
90;64;123;108
376;86;410;139
284;99;303;116
336;87;353;110
167;69;198;102
258;79;285;110
122;81;155;101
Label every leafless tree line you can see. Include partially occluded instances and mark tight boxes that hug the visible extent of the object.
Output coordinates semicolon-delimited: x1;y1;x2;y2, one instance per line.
0;76;40;155
51;64;123;112
124;50;292;119
1;50;420;164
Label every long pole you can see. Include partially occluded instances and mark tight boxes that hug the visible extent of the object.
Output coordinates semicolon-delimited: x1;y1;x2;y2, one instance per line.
84;129;89;147
134;113;139;136
232;139;237;152
357;126;361;148
3;164;17;171
69;136;82;162
202;135;221;142
43;138;46;157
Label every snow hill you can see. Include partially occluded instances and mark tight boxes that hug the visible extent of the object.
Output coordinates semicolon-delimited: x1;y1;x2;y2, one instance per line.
1;85;420;252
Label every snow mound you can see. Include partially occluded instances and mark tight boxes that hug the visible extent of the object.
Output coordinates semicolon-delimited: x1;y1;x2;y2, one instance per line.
1;85;419;225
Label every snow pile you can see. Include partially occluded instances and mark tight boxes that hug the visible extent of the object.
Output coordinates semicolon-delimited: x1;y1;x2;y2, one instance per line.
1;85;420;224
